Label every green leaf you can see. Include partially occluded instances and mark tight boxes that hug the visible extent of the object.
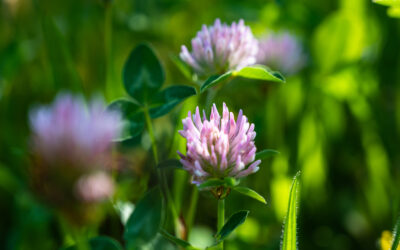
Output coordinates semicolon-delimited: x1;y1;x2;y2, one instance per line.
198;177;239;190
107;99;144;140
215;210;249;242
124;187;162;247
200;72;233;93
281;171;301;250
150;85;196;118
255;149;280;161
391;215;400;250
232;186;266;204
123;44;165;103
159;228;198;249
199;65;285;93
63;236;123;250
157;159;183;170
233;65;285;83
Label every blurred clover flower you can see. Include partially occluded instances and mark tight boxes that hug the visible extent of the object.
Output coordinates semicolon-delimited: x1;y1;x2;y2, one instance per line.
29;93;122;221
180;19;258;77
178;103;261;185
257;31;306;75
30;93;121;170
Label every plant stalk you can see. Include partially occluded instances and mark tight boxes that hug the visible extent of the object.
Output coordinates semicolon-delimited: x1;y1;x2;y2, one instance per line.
143;106;180;231
217;198;225;250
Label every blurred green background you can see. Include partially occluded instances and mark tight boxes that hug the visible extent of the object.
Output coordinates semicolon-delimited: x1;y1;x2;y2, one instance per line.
1;0;400;249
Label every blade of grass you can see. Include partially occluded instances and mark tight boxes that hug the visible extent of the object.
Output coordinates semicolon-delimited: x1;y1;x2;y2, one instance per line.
281;171;301;250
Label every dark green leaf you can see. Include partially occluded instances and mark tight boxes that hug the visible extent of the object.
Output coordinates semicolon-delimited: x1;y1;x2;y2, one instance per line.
232;186;266;204
200;72;233;93
255;149;280;161
159;228;196;249
157;159;183;170
108;99;141;118
123;44;165;103
63;236;123;250
124;187;162;247
281;171;301;250
215;210;249;242
198;177;239;190
233;65;285;83
391;214;400;250
150;85;196;118
108;99;144;140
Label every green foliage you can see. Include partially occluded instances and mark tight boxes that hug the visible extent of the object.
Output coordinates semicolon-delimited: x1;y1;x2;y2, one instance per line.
255;149;280;161
215;210;249;242
170;54;192;80
40;15;81;91
391;215;400;250
149;85;197;118
200;72;233;93
124;187;162;248
159;228;198;249
197;177;239;190
123;44;165;103
107;99;144;141
373;0;400;6
281;172;301;250
64;236;123;250
109;44;196;141
232;65;285;82
232;186;267;204
200;65;285;93
157;159;183;170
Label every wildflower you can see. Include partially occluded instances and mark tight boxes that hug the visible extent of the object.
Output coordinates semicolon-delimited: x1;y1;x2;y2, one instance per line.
29;93;122;222
257;31;306;75
30;93;122;170
180;19;258;76
178;103;261;185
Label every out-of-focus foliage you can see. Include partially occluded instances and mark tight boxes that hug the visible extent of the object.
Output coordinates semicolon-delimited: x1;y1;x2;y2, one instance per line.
374;0;400;18
1;0;400;249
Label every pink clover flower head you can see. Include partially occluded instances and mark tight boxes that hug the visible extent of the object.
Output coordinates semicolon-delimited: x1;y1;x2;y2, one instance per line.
180;18;258;76
29;93;122;170
178;103;261;185
257;31;306;75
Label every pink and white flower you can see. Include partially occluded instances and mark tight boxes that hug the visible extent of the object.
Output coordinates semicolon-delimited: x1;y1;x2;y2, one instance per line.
178;103;261;184
180;19;258;76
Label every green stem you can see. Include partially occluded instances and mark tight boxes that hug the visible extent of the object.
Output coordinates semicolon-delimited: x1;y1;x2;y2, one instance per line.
217;198;225;250
143;106;179;231
143;106;159;165
186;186;199;238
